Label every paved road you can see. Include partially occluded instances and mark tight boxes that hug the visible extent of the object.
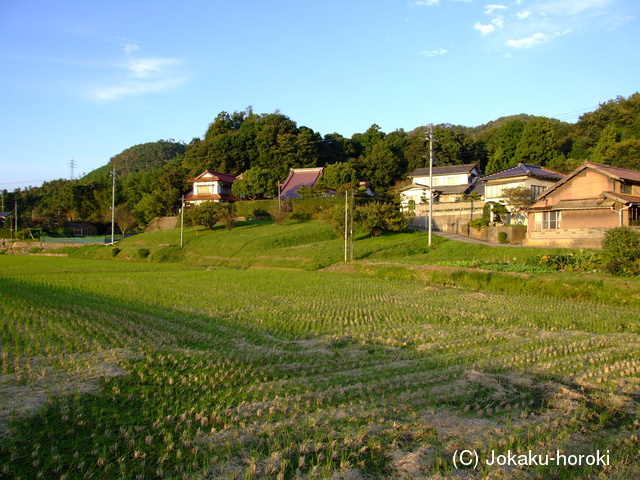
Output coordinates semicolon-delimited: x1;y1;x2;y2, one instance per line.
420;229;524;247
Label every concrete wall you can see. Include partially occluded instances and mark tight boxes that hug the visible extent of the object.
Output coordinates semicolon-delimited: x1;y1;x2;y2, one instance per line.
414;201;484;235
468;225;527;244
523;228;608;249
1;240;93;254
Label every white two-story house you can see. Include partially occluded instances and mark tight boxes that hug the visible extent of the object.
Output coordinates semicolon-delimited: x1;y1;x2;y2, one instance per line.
400;164;481;211
184;169;238;206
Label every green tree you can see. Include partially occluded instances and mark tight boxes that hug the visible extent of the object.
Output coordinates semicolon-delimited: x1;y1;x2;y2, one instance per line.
514;118;557;165
483;119;526;173
590;124;621;164
356;202;407;237
185;201;226;230
320;162;359;190
232;167;278;199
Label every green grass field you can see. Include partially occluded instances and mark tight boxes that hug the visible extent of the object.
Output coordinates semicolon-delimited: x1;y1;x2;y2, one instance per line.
1;243;639;479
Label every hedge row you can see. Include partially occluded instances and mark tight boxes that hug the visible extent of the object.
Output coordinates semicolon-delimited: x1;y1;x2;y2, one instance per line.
234;197;366;219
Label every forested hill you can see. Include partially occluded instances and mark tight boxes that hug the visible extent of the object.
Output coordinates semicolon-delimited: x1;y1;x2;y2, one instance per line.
82;140;187;182
4;93;639;233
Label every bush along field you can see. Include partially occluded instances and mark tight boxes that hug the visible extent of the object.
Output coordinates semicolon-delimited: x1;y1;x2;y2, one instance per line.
1;255;639;479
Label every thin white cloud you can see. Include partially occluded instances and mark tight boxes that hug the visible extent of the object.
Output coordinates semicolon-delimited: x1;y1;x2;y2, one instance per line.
420;48;448;56
91;44;185;101
537;0;611;17
122;43;140;54
474;22;496;35
492;16;505;28
128;58;178;79
506;32;548;48
469;0;619;49
93;77;186;101
412;0;472;5
484;4;507;15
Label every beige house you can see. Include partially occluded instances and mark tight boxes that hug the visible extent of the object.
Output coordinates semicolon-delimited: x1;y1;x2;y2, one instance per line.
400;164;481;211
525;161;640;248
482;163;565;225
184;170;238;206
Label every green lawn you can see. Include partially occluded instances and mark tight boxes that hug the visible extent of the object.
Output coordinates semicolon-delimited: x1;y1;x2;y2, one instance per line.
1;255;639;479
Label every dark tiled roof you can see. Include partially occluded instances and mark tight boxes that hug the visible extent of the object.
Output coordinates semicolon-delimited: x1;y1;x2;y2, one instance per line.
602;192;640;204
483;163;564;182
409;164;478;177
279;167;324;199
587;162;640;183
188;170;237;184
536;160;640;201
554;198;615;210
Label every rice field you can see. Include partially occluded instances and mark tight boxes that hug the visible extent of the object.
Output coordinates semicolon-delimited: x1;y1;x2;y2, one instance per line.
1;256;639;479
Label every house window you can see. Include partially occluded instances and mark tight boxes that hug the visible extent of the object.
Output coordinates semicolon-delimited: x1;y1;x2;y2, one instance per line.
485;185;499;198
530;185;546;199
621;183;632;195
536;211;561;229
198;184;212;195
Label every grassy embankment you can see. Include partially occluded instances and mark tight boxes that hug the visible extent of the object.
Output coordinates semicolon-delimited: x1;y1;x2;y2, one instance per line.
63;218;640;307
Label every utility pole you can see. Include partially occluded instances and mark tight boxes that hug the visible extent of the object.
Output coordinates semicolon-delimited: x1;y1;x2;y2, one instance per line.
110;166;116;245
429;125;433;247
14;201;18;234
344;190;348;262
180;195;185;248
349;189;354;262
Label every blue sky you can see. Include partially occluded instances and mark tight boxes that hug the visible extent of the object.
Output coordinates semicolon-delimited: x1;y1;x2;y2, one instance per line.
1;0;638;190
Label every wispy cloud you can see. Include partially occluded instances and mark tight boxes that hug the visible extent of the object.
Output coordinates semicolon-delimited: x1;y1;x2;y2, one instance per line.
93;77;186;101
469;0;620;49
506;32;549;48
420;48;448;57
484;4;508;15
91;43;186;101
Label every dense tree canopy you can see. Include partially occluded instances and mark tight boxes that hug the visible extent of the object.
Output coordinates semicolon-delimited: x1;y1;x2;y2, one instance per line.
6;93;640;233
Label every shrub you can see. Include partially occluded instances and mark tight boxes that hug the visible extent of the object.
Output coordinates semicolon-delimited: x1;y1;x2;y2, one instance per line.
28;247;44;254
185;201;226;230
602;226;640;276
134;247;151;260
356;202;407;237
483;201;508;224
269;199;292;225
291;212;312;222
468;218;488;230
498;231;509;244
537;251;602;272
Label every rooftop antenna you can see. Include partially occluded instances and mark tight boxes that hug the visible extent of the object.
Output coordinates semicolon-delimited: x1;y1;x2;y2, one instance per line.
69;158;77;180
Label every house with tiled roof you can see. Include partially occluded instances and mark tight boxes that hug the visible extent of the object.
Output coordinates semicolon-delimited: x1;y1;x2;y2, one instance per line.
525;161;640;248
184;170;238;206
278;167;325;199
400;164;481;210
482;163;565;224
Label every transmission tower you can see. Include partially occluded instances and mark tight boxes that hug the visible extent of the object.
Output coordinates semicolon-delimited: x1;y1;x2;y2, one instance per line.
69;158;77;180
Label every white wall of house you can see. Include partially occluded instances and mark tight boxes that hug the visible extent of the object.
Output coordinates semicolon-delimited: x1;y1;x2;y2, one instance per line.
193;180;231;196
412;173;472;187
